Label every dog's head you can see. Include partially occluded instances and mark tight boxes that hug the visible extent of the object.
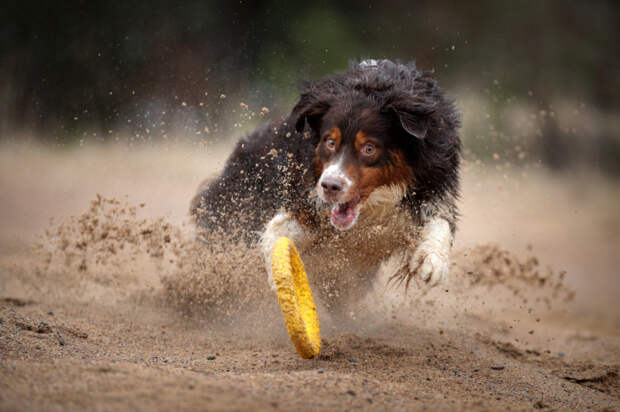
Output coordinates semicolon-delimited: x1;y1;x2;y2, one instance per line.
291;85;429;230
290;60;460;230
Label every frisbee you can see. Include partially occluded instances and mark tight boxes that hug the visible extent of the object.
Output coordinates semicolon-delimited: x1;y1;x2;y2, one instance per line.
271;237;320;359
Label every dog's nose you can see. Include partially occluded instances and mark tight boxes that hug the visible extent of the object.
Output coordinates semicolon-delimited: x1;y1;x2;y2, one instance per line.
320;177;344;195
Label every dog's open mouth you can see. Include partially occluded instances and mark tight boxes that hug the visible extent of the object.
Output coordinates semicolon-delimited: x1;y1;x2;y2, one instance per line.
330;195;360;230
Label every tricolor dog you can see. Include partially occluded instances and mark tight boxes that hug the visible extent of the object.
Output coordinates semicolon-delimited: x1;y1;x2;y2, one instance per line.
191;59;461;305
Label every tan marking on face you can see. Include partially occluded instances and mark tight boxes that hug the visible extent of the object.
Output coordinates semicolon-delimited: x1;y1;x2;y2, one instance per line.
354;130;382;162
315;128;414;208
315;127;343;171
386;150;415;186
357;149;414;202
326;126;342;148
314;126;343;176
354;130;373;152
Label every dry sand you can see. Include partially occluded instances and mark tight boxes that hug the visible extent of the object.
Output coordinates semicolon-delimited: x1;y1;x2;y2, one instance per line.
0;141;619;411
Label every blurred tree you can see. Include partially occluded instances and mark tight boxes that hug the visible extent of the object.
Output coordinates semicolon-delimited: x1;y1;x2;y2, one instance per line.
1;0;618;170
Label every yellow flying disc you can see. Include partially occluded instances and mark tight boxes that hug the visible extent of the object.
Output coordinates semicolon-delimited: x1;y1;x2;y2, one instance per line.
271;237;320;359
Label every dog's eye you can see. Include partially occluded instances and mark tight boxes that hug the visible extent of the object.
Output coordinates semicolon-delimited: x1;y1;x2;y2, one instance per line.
325;138;336;149
361;143;376;156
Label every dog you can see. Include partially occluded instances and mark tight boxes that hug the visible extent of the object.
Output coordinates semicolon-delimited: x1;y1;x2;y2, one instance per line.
191;59;461;305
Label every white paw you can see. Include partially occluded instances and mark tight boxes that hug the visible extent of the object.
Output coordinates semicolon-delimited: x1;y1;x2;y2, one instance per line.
408;246;449;287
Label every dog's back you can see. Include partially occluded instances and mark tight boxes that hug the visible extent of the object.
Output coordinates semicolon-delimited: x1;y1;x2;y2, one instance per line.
190;121;315;243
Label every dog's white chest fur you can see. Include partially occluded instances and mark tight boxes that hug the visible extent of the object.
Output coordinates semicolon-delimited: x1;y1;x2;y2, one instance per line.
263;186;414;282
261;184;453;303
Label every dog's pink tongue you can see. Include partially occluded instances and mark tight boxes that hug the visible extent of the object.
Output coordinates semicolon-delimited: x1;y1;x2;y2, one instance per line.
330;202;358;229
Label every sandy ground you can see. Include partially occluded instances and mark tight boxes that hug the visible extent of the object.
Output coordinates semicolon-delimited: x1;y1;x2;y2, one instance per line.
1;141;619;411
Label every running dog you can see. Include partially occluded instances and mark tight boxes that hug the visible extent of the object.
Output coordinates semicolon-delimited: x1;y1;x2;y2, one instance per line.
191;59;461;303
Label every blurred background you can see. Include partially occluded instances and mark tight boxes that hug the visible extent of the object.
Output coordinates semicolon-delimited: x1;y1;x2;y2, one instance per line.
2;0;619;173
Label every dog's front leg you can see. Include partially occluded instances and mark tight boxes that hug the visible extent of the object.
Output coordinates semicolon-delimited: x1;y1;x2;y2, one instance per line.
261;211;311;290
409;217;453;286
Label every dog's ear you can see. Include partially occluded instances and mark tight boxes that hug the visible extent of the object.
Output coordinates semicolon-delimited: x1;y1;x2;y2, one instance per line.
385;99;432;140
290;91;332;134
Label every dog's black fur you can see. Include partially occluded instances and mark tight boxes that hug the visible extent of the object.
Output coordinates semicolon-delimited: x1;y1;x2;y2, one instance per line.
191;60;461;243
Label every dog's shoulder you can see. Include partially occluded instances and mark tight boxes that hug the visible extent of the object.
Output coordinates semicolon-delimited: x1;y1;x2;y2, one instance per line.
190;119;319;241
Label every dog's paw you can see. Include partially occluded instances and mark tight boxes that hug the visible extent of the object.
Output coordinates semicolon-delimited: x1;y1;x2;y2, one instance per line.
408;245;450;287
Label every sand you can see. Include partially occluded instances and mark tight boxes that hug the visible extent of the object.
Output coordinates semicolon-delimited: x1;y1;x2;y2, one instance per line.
0;141;619;411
